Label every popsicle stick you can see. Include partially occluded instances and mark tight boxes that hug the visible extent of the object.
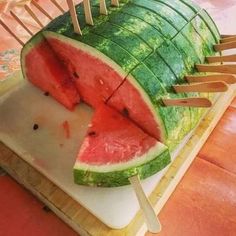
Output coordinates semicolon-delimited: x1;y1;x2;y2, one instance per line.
0;18;24;46
66;0;82;35
129;175;161;234
173;81;228;93
221;34;236;38
83;0;94;25
196;64;236;74
31;0;53;20
100;0;108;15
10;10;34;36
162;97;212;107
24;4;44;28
185;74;236;84
50;0;65;13
214;41;236;51
220;36;236;43
111;0;119;7
207;54;236;63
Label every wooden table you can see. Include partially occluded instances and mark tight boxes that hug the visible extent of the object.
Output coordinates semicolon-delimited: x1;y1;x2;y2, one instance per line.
1;1;236;235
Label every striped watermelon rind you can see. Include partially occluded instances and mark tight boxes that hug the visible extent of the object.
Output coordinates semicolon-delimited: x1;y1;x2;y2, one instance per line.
74;143;170;187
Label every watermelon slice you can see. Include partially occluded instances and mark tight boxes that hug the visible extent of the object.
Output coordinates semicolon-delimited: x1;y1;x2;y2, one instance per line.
74;104;170;187
21;34;80;110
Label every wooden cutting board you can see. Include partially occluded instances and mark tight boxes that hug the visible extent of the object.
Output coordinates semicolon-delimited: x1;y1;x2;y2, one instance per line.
1;71;236;235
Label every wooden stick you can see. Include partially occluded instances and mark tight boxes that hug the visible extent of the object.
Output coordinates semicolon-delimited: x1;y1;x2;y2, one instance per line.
0;18;24;46
196;64;236;74
10;10;34;36
162;97;212;107
173;81;228;93
207;54;236;63
129;175;161;234
31;0;53;20
214;41;236;51
185;74;236;85
111;0;119;7
100;0;108;15
50;0;65;13
66;0;82;35
220;36;236;43
24;4;44;28
83;0;94;25
221;34;236;38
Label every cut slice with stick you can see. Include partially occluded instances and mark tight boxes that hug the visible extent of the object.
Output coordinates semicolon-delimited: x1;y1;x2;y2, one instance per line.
185;74;236;84
207;54;236;63
66;0;82;35
100;0;108;15
129;175;161;234
83;0;94;25
173;81;228;93
73;104;171;187
214;41;236;51
32;1;53;20
196;64;236;74
162;97;212;107
0;18;24;46
10;11;34;36
24;4;44;28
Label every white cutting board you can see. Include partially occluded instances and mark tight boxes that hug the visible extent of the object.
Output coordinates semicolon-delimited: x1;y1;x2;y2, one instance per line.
0;73;190;229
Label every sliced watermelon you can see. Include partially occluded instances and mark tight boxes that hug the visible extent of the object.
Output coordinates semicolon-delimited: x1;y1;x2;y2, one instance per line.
21;34;80;110
74;104;170;187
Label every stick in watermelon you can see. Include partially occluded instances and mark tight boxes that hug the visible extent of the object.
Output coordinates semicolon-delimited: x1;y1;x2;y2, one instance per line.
31;0;53;20
0;18;24;46
196;64;236;74
66;0;82;35
214;40;236;51
185;74;236;84
220;35;236;43
173;81;228;93
24;4;44;28
111;0;119;7
221;34;236;38
100;0;108;15
50;0;66;13
129;175;162;233
83;0;94;25
207;54;236;63
162;97;212;107
10;10;34;36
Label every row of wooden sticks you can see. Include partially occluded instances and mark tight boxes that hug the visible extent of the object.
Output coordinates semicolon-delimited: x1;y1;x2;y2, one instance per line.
0;0;236;108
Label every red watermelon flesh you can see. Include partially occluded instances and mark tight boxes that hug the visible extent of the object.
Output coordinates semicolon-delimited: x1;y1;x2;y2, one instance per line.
107;79;162;141
46;37;125;108
40;35;161;141
22;38;80;110
74;103;170;186
78;104;157;165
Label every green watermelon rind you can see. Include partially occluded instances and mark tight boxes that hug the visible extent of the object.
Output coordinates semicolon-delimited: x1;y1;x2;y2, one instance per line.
73;143;170;187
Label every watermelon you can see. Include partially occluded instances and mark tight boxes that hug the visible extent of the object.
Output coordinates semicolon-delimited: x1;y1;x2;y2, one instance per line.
20;0;220;186
74;104;170;187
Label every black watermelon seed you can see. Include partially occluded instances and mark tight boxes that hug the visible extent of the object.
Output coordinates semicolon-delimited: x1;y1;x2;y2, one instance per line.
122;107;129;117
73;71;79;78
33;124;39;130
44;91;49;96
42;205;51;213
88;131;96;136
